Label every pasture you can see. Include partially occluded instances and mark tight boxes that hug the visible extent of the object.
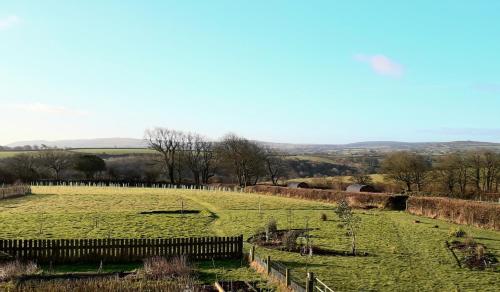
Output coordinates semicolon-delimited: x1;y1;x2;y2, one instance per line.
0;186;499;291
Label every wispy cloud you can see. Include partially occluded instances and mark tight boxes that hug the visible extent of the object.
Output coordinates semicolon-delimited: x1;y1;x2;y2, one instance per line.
355;54;404;77
8;102;89;116
0;15;20;30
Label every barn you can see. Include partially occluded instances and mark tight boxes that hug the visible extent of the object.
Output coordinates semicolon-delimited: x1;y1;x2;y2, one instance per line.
346;184;376;193
287;182;310;189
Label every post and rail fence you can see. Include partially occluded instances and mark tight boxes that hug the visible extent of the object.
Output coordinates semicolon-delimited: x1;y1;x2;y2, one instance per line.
0;235;243;264
249;245;334;292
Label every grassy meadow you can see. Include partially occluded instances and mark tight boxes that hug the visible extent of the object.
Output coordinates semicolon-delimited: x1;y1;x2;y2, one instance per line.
0;186;499;291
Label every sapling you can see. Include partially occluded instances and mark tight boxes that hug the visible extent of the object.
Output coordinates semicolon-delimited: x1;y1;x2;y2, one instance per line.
335;200;361;255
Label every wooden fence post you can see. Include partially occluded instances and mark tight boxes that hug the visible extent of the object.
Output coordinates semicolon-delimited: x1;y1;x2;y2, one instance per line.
266;255;271;274
285;268;290;287
250;245;255;262
306;272;315;292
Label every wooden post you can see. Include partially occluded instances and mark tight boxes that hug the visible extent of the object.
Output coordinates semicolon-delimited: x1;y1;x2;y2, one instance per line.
266;255;271;274
250;245;255;262
285;268;290;287
306;272;315;292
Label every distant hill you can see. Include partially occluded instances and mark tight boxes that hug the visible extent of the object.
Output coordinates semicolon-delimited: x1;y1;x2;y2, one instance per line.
5;138;500;154
6;138;147;149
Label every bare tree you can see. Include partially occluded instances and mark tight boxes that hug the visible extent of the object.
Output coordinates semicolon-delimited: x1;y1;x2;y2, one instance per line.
182;133;215;185
38;149;74;180
382;151;431;192
263;149;288;185
217;134;266;186
145;128;183;184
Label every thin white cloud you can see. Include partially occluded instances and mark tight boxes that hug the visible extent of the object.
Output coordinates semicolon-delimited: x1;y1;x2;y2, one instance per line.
9;102;89;116
0;15;20;30
355;54;404;77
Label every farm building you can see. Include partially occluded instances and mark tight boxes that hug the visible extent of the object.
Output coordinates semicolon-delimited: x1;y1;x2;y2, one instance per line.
346;184;376;193
287;182;309;188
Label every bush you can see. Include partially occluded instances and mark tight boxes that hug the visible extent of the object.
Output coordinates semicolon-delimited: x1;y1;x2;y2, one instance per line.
449;227;466;238
282;230;302;251
0;260;39;281
142;256;193;280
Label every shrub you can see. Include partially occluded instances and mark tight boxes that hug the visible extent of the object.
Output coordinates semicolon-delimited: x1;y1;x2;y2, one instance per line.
282;230;302;251
142;256;193;280
0;260;39;281
320;213;328;221
449;227;466;238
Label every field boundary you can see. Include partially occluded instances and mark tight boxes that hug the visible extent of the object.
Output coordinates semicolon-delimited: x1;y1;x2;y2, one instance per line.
0;185;31;200
245;185;408;210
406;196;500;230
0;236;243;264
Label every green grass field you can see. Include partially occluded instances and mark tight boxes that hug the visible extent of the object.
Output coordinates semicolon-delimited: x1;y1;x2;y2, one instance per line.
1;187;499;291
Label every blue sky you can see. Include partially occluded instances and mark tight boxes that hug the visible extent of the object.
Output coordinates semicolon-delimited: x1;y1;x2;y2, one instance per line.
1;1;499;145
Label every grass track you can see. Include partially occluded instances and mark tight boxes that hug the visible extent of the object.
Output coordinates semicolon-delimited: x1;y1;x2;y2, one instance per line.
0;186;498;291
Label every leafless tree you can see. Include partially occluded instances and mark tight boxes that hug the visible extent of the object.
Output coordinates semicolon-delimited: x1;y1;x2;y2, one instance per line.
38;149;74;180
217;134;266;186
263;149;288;185
145;128;183;184
382;151;431;192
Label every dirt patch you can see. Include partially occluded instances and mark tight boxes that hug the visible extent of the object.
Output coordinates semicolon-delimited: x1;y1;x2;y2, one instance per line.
248;229;367;257
139;210;200;215
449;240;498;270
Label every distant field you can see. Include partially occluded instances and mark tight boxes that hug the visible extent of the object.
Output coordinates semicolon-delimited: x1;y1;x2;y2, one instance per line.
289;174;386;185
69;148;154;155
0;151;28;158
0;148;153;158
0;186;498;291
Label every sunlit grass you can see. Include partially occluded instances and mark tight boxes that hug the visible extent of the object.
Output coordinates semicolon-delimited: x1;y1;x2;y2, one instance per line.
0;186;498;291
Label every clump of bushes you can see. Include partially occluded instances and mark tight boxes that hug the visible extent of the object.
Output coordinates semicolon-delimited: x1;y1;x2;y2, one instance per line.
142;256;193;280
0;260;39;281
449;227;466;238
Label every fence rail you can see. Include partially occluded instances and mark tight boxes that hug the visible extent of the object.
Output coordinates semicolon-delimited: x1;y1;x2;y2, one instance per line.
0;186;31;200
0;236;243;264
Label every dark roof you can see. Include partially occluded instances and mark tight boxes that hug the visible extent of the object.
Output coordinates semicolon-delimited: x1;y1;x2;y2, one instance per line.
287;182;309;188
346;184;376;193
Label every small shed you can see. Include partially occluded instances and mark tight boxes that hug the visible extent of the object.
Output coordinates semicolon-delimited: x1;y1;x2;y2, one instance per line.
346;184;376;193
287;182;309;189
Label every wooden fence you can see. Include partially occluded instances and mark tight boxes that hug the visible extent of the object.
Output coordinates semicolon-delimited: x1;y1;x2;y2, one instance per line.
0;186;31;200
0;236;243;264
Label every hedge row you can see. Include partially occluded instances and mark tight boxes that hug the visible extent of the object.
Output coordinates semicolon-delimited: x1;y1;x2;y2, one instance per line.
244;185;408;210
407;196;500;230
0;185;31;200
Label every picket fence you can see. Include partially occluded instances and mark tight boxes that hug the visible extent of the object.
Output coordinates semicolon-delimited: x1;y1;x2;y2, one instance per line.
0;236;243;264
